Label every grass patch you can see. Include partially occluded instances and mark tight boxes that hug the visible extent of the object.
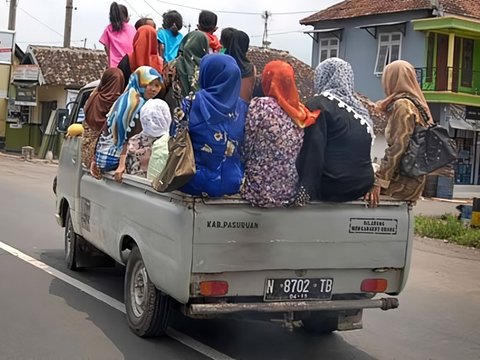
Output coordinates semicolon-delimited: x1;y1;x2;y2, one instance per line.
415;214;480;248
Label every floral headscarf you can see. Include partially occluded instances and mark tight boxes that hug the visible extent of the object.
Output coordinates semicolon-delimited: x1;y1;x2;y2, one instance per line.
314;57;373;131
108;66;163;149
139;99;172;138
174;31;209;97
262;60;320;128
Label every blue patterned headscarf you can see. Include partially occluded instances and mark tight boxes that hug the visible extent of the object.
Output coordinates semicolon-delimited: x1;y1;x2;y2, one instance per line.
108;66;162;149
191;54;241;125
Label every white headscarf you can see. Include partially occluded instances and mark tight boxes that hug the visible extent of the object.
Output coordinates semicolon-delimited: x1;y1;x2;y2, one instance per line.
139;99;172;138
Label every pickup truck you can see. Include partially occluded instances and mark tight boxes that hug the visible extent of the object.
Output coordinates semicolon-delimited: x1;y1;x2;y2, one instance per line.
54;81;411;337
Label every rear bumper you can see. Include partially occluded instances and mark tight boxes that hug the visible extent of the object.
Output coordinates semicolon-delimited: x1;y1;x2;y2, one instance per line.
187;297;399;315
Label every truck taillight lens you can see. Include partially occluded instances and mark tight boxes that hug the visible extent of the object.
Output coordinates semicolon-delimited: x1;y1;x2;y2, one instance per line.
199;281;228;296
361;279;388;292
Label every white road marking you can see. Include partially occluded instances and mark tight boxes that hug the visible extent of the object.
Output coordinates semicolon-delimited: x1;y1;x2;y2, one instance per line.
0;240;235;360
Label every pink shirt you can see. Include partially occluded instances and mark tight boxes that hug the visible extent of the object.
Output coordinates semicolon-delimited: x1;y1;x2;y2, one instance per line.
99;23;136;68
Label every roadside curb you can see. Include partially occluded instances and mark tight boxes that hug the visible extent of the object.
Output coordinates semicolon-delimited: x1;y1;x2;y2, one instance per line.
0;151;58;165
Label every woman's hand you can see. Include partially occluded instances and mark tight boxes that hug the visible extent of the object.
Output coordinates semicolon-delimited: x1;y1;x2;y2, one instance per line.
114;164;125;183
365;185;381;208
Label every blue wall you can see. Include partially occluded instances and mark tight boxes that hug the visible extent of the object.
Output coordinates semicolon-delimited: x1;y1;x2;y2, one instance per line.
309;10;430;101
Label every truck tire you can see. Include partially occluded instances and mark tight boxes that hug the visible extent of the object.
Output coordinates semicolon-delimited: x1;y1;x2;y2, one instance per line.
301;312;338;334
64;210;79;271
125;246;172;337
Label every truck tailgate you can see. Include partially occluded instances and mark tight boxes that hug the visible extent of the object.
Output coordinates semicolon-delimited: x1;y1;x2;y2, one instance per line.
192;200;411;273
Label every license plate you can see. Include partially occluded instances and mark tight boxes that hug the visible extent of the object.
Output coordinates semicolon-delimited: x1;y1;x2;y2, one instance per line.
264;278;334;301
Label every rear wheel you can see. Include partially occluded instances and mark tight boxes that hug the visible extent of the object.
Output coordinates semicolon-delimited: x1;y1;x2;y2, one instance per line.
125;246;172;337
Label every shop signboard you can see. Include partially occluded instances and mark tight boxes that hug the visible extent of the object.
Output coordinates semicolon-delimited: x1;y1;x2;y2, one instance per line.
0;30;15;64
466;106;480;121
12;65;39;81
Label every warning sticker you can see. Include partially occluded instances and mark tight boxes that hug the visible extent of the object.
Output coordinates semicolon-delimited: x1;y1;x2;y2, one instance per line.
349;218;398;235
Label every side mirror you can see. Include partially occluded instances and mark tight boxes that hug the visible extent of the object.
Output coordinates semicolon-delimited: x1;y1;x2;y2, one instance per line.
56;108;70;133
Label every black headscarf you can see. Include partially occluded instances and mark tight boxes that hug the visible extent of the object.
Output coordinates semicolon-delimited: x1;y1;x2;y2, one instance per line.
225;30;253;78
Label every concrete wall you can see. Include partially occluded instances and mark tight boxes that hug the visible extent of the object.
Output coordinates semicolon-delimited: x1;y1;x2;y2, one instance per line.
31;85;67;125
371;134;387;162
309;10;430;101
0;64;10;138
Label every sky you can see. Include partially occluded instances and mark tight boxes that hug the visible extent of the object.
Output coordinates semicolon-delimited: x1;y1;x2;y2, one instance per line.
0;0;340;65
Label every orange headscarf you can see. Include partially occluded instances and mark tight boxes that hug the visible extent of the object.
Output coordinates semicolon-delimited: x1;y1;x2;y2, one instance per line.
377;60;432;122
262;60;320;128
128;25;163;73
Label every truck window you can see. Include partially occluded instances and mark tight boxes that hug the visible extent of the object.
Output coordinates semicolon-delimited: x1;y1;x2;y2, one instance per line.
71;89;94;125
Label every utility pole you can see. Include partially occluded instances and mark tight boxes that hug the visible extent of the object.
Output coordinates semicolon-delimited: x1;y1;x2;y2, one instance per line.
8;0;18;31
261;11;271;48
63;0;74;48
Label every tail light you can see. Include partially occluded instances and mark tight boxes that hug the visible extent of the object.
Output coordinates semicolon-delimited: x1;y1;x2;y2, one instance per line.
361;279;388;292
199;281;229;296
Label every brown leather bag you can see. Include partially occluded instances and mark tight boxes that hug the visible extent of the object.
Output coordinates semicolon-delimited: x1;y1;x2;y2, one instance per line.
152;97;196;192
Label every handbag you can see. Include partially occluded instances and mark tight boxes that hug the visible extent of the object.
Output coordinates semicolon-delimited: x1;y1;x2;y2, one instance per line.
152;96;196;192
400;97;457;178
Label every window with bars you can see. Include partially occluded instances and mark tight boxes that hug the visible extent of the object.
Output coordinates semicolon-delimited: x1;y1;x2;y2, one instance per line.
319;38;339;62
374;32;402;75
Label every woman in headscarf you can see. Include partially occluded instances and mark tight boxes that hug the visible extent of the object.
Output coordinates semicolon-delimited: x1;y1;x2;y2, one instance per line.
95;66;164;182
224;29;256;102
82;68;124;175
180;54;246;197
117;25;164;89
125;98;172;177
296;57;375;204
164;30;209;98
241;60;320;208
365;60;433;207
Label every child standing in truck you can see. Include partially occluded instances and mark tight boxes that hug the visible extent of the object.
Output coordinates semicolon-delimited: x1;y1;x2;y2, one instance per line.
99;2;136;67
157;10;184;63
197;10;222;53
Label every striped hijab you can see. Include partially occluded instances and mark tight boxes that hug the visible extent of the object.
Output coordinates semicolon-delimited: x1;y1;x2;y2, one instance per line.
108;66;162;149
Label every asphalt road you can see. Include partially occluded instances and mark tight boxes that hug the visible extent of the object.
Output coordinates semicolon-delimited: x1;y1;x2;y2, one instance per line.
0;155;479;360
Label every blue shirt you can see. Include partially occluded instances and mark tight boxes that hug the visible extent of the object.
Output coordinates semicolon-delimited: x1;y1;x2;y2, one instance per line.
157;29;184;62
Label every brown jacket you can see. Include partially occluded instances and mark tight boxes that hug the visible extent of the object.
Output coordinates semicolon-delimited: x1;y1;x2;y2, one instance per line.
375;97;427;201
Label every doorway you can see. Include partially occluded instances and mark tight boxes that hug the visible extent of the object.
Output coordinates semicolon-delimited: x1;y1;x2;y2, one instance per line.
436;34;448;90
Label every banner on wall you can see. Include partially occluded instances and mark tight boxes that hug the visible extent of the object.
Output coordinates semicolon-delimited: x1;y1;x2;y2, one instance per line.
0;30;15;64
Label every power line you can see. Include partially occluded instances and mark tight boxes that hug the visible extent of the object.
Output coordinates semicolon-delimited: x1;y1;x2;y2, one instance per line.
17;39;84;44
143;0;163;17
271;10;318;15
148;1;318;16
18;6;63;38
124;0;142;17
251;29;304;38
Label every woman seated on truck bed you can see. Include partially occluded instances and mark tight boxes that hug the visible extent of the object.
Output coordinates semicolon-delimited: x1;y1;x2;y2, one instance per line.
125;98;172;177
180;54;246;197
295;57;375;204
365;60;433;207
95;66;164;182
81;68;124;178
241;60;319;207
